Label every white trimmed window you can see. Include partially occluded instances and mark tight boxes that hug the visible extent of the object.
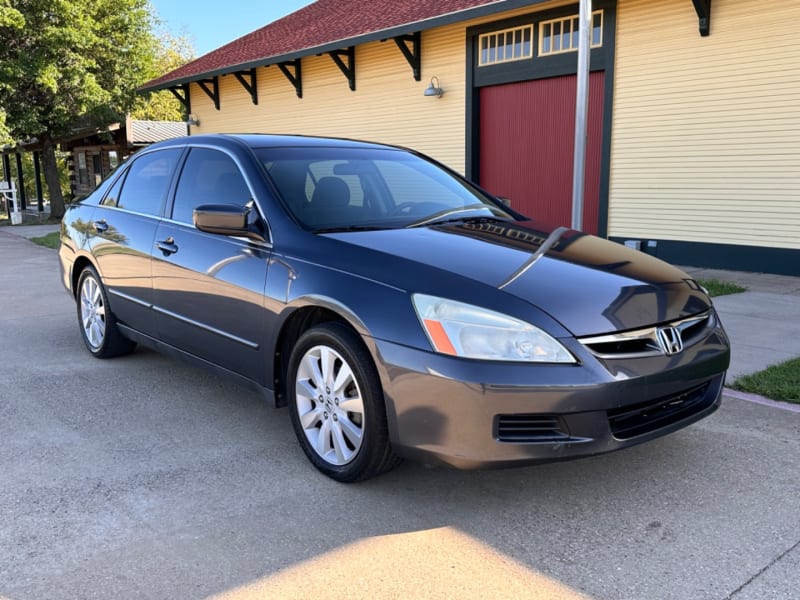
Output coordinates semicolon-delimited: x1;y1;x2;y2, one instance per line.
478;25;534;66
539;10;603;56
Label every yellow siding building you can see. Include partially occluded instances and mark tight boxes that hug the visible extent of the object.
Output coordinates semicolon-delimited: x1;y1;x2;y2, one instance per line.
142;0;800;275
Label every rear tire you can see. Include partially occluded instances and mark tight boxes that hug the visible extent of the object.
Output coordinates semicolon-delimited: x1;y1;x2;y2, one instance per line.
288;322;400;482
76;266;135;358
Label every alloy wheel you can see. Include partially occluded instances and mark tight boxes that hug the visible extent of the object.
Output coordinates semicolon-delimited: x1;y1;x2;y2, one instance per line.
294;344;365;466
80;275;106;350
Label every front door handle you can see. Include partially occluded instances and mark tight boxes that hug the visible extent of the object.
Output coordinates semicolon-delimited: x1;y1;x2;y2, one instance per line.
156;237;178;256
93;220;108;233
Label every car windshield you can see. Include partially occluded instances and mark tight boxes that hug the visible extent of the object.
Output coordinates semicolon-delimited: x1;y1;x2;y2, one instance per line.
256;146;515;231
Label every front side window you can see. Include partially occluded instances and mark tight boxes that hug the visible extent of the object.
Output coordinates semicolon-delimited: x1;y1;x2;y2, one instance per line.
114;148;182;216
171;148;252;225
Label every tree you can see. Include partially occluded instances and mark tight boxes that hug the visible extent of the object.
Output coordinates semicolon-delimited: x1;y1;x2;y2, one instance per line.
0;109;11;146
0;0;158;218
131;31;195;122
0;2;23;145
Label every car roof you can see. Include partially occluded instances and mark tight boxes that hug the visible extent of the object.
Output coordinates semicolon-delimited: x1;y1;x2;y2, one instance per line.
148;133;402;152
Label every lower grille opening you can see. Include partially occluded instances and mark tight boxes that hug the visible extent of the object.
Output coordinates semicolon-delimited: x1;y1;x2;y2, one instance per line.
607;382;713;440
496;415;570;443
585;338;655;356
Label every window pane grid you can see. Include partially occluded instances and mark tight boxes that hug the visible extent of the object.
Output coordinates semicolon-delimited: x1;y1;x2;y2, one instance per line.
478;25;534;66
539;10;603;57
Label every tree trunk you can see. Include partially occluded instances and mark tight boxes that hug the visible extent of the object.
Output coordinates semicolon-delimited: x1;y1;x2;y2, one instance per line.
40;132;65;219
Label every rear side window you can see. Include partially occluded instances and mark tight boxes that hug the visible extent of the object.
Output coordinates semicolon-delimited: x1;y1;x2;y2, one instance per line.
171;148;252;225
111;148;181;216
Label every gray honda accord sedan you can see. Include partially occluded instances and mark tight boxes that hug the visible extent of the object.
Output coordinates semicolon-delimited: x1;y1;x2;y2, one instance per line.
58;134;730;481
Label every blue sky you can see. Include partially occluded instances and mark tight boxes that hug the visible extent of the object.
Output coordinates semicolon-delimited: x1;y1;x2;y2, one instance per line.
149;0;316;56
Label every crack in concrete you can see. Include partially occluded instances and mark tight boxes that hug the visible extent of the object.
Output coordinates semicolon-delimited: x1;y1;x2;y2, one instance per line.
726;538;800;599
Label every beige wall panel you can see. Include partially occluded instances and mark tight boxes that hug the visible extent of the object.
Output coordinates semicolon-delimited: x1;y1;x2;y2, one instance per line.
188;2;568;175
609;0;800;249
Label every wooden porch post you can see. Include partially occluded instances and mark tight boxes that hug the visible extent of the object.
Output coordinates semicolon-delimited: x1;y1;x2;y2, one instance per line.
33;151;44;212
14;152;26;211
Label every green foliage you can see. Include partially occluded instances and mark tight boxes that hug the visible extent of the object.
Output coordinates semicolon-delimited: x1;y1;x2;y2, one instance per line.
0;1;23;29
0;108;10;144
0;0;161;217
131;30;195;121
0;0;159;139
0;1;22;143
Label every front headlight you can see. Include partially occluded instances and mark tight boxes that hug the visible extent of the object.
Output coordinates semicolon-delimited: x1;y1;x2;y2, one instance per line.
412;294;575;363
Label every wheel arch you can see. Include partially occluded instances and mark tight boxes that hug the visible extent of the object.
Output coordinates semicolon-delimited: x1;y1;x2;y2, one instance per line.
271;297;373;408
70;255;99;299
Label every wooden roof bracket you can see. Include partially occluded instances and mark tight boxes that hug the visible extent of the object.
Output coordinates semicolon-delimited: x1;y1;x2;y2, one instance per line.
233;69;258;105
278;59;303;98
168;84;191;115
328;47;356;91
692;0;711;36
197;76;220;110
392;32;421;81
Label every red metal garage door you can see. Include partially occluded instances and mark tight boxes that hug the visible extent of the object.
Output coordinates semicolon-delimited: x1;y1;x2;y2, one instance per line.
479;72;604;234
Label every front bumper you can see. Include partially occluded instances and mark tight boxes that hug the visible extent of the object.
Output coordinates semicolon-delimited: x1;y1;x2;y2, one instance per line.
371;317;729;469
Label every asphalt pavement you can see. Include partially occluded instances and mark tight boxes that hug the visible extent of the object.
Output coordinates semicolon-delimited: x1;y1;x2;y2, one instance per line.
1;225;799;599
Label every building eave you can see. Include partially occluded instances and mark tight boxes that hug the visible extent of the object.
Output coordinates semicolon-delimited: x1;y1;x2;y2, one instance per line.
139;0;548;93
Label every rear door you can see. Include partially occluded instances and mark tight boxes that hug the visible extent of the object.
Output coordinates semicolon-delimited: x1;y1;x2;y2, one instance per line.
151;146;271;379
89;148;182;335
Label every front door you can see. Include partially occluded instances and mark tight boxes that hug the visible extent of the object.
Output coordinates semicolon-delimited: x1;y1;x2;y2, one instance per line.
151;147;270;379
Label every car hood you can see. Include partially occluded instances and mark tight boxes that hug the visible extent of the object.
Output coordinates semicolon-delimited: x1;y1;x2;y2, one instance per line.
324;220;712;337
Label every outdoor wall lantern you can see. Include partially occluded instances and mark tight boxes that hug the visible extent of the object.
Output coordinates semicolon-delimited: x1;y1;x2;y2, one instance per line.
423;76;444;98
185;114;200;126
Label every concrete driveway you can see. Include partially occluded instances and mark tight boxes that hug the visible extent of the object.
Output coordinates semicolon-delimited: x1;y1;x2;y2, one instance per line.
1;230;799;599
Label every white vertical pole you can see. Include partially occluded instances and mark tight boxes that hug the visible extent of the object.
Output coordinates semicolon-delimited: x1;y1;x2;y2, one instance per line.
571;0;592;231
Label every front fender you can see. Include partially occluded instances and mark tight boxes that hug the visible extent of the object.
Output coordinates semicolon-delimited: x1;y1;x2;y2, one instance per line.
266;252;428;351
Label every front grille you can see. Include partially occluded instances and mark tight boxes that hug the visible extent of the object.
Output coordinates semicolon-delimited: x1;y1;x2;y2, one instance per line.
495;414;570;443
607;382;713;440
680;314;712;346
579;311;713;359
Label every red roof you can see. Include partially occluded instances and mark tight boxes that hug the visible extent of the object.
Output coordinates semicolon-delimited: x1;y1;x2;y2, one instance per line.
142;0;507;91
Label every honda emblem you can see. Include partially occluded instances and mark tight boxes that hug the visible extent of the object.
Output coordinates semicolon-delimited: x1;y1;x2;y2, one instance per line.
656;326;684;356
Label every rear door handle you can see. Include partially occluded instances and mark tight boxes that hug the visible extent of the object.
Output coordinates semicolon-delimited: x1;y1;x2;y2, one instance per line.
93;220;108;233
156;237;178;256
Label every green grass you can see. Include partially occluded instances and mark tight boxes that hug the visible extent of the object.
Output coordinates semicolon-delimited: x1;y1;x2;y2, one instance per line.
697;278;747;297
30;231;60;249
732;357;800;404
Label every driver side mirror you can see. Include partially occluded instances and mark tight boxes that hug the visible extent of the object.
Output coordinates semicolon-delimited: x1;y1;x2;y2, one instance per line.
194;204;265;242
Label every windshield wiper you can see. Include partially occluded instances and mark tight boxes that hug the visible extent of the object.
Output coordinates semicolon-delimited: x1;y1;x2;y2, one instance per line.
313;224;387;233
406;208;510;228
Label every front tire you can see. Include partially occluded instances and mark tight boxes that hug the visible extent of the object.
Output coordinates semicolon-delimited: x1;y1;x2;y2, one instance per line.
288;322;399;482
76;266;135;358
